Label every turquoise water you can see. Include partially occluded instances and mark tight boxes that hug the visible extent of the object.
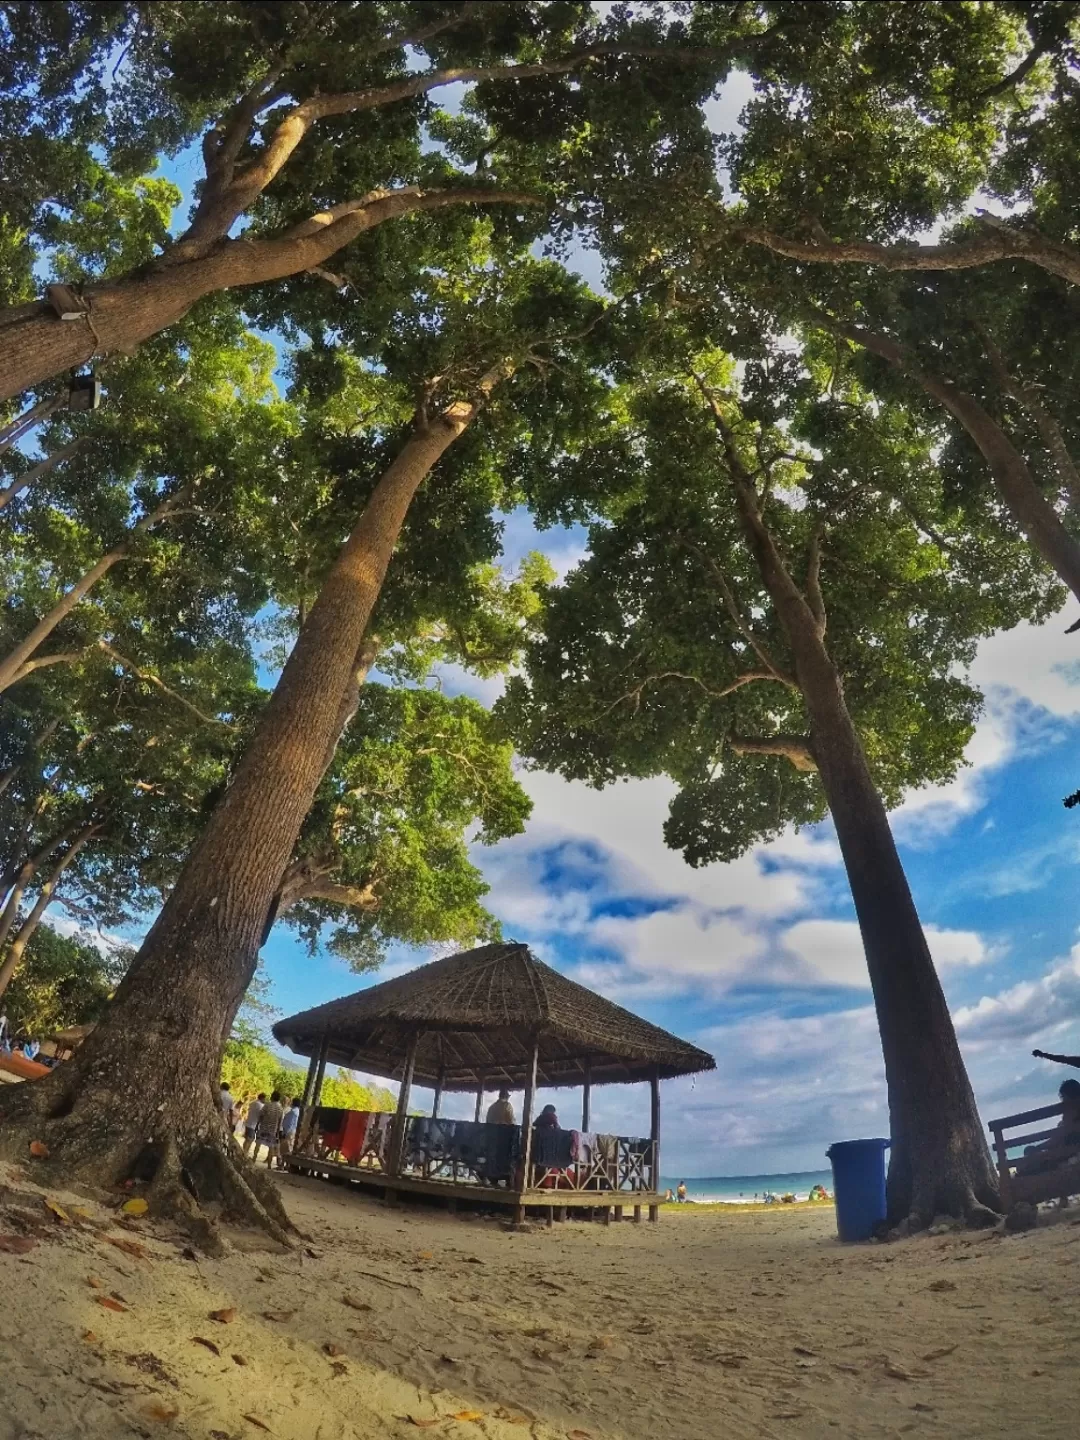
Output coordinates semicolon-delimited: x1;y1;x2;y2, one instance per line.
660;1169;834;1204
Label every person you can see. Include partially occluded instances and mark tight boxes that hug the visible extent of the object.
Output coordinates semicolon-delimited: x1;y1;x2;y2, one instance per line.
21;1039;39;1062
486;1089;516;1125
1033;1048;1080;1069
663;1187;675;1203
243;1093;266;1156
533;1103;559;1130
219;1081;237;1126
258;1090;284;1167
276;1097;301;1167
1015;1079;1080;1175
676;1180;688;1203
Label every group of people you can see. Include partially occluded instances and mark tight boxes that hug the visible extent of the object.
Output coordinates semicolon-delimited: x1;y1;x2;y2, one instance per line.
218;1083;301;1168
0;1014;41;1062
483;1090;562;1132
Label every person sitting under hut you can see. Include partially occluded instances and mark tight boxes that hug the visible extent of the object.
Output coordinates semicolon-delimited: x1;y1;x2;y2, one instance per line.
486;1088;516;1125
534;1103;559;1130
1014;1079;1080;1175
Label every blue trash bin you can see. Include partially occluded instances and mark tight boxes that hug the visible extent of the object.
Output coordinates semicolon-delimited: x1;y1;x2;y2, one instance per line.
826;1138;890;1241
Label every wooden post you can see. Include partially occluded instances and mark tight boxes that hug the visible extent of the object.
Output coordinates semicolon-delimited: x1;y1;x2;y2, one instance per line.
298;1031;330;1153
518;1035;539;1192
474;1074;486;1123
389;1032;419;1178
649;1066;660;1194
581;1058;592;1133
312;1031;330;1108
432;1067;445;1120
633;1204;642;1224
300;1050;319;1111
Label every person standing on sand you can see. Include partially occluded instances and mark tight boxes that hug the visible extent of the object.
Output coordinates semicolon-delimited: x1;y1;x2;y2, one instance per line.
486;1089;516;1125
676;1180;687;1203
276;1097;301;1167
243;1093;266;1156
219;1081;237;1127
258;1091;284;1167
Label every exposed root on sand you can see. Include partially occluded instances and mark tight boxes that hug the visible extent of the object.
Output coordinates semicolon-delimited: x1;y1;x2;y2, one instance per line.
0;1070;295;1253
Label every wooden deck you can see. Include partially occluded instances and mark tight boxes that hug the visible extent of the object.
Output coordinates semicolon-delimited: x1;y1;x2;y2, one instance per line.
285;1152;662;1222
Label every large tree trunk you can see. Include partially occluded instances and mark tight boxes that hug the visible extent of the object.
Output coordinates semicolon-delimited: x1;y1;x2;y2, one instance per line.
717;413;1000;1228
0;188;527;402
0;391;495;1244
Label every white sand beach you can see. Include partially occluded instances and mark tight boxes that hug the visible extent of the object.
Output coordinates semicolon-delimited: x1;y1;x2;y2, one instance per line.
1;1161;1079;1440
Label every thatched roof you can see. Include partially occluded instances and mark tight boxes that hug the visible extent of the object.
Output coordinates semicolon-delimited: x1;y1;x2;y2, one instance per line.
273;942;714;1090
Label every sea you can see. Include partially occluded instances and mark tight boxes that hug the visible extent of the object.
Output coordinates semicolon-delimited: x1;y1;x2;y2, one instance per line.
660;1168;834;1205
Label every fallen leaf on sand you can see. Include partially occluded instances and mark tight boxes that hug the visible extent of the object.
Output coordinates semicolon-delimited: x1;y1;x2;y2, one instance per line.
417;1251;434;1261
106;1236;149;1261
121;1197;149;1217
87;1275;104;1288
242;1418;272;1433
0;1234;36;1254
43;1199;71;1223
568;1431;593;1439
261;1310;295;1323
921;1345;958;1362
330;1360;347;1377
439;1354;458;1366
209;1307;238;1324
232;1354;248;1367
883;1361;928;1381
71;1207;95;1222
795;1358;818;1369
142;1402;179;1422
28;1140;49;1158
341;1295;372;1312
191;1337;221;1356
82;1331;100;1344
98;1296;128;1313
323;1343;344;1357
304;1247;321;1260
793;1345;817;1357
927;1279;956;1293
453;1412;483;1423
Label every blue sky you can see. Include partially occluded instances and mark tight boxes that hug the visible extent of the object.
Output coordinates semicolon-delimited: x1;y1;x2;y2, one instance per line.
42;59;1080;1178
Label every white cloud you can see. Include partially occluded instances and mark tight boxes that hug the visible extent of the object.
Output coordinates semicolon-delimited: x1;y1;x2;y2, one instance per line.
891;613;1080;840
955;946;1080;1051
781;919;991;990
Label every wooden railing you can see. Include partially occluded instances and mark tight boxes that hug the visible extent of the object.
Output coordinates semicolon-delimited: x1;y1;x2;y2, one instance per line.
294;1109;658;1196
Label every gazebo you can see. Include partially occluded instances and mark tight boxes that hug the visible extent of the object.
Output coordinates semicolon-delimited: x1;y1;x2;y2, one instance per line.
273;941;714;1222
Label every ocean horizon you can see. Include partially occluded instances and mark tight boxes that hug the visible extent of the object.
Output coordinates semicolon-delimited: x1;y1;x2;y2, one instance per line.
660;1168;834;1204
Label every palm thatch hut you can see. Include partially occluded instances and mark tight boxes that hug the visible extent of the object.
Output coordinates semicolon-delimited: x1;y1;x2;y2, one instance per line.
274;942;714;1222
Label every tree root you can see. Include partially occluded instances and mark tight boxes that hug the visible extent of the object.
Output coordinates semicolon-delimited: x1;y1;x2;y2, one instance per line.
0;1080;295;1254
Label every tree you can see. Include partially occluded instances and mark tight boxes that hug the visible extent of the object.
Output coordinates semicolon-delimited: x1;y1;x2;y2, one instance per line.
277;681;531;971
0;0;751;400
2;922;130;1041
0;238;612;1246
501;323;1057;1226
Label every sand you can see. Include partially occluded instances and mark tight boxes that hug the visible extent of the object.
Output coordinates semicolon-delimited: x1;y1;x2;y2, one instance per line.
1;1161;1079;1440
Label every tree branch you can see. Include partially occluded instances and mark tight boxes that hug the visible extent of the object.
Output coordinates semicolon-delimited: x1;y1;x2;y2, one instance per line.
591;668;784;721
977;324;1080;513
975;3;1079;99
0;438;84;514
736;214;1080;289
805;527;827;638
729;732;817;772
95;640;240;733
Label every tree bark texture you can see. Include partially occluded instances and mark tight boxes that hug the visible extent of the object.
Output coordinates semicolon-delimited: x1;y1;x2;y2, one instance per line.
715;410;1000;1226
0;384;500;1239
833;320;1080;606
0;189;530;402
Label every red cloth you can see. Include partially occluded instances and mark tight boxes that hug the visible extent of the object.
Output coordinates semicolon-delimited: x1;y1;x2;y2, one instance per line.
337;1111;371;1164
